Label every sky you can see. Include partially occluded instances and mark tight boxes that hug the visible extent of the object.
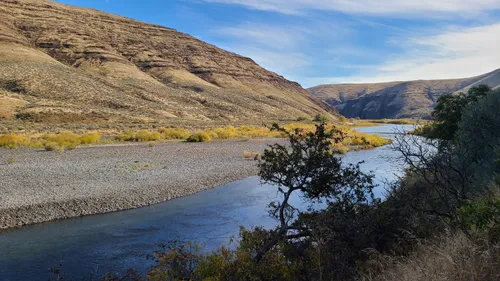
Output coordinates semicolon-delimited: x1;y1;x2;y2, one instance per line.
55;0;500;87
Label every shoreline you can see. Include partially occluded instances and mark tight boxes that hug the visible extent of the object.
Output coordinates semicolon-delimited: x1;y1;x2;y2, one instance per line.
0;139;285;230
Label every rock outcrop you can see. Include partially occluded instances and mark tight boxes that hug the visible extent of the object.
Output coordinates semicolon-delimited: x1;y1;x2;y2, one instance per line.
308;69;500;119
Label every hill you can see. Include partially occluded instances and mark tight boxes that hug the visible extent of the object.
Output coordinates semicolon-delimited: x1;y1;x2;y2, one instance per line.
0;0;332;129
308;69;500;119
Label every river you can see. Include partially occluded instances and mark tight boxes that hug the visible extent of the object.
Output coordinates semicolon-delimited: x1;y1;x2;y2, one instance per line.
0;124;413;280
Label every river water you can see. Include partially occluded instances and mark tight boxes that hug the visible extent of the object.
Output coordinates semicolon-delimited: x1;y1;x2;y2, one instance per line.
0;124;413;281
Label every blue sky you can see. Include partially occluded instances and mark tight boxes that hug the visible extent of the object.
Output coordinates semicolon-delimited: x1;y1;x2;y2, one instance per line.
55;0;500;87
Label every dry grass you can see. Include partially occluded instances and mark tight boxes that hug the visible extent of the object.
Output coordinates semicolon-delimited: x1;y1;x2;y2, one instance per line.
0;0;333;128
0;94;27;119
362;232;500;281
243;151;260;160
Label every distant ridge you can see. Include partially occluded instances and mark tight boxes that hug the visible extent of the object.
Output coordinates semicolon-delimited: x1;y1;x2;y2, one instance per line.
308;69;500;119
0;0;333;127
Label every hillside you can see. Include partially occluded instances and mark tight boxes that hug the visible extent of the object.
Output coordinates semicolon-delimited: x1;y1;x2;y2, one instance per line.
308;69;500;119
0;0;332;129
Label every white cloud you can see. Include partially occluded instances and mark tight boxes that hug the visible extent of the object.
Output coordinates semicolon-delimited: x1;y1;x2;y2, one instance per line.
214;23;306;50
309;23;500;85
202;0;500;16
211;22;351;81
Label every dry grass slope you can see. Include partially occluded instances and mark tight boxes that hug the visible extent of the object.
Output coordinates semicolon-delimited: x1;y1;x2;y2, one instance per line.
0;0;333;128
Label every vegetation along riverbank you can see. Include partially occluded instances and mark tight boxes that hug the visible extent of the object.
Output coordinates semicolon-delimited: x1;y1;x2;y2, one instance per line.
46;86;500;281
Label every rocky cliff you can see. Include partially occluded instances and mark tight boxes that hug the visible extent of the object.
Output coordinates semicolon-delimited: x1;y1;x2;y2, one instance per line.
0;0;332;128
308;69;500;119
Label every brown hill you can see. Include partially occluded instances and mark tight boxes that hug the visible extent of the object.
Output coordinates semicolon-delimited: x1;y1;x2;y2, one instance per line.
0;0;332;129
308;69;500;119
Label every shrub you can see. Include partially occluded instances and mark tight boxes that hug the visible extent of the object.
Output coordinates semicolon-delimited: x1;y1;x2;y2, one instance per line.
159;127;191;140
314;114;329;123
203;126;238;139
136;130;161;142
115;130;136;142
79;132;101;144
41;131;81;148
44;142;64;152
115;130;161;142
236;126;279;138
0;133;28;149
186;132;212;142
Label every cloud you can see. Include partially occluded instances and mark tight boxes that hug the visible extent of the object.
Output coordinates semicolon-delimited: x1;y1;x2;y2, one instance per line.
211;21;352;81
308;23;500;85
214;23;306;50
202;0;500;16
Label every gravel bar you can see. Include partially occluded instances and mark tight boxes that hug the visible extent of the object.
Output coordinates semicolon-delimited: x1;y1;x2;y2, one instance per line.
0;139;286;229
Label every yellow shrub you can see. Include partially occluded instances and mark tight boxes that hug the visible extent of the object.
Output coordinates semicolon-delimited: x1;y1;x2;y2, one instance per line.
0;133;28;149
186;132;212;142
160;127;192;140
79;132;101;144
283;123;316;133
332;146;349;154
115;130;135;142
42;131;81;147
236;126;279;138
115;130;161;142
44;142;64;152
136;130;161;142
203;126;238;139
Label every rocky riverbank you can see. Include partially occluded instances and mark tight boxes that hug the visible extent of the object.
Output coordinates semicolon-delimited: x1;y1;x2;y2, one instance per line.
0;139;286;229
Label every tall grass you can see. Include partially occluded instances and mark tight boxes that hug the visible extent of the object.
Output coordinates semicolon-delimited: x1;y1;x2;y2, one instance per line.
362;232;500;281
